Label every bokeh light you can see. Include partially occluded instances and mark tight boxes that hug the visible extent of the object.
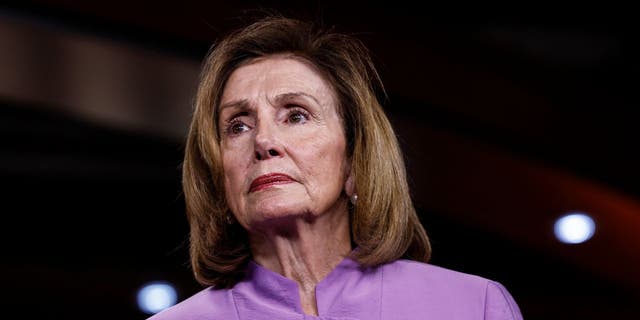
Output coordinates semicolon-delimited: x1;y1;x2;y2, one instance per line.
554;212;596;244
137;281;177;314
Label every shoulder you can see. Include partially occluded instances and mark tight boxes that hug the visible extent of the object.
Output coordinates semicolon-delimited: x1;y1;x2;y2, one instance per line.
379;260;523;319
146;286;237;320
380;259;489;297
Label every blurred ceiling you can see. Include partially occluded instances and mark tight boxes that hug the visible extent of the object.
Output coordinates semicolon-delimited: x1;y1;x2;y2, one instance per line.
1;1;638;319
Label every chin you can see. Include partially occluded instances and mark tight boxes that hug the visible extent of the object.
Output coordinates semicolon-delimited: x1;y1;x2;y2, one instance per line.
250;188;306;214
255;202;306;219
246;198;311;227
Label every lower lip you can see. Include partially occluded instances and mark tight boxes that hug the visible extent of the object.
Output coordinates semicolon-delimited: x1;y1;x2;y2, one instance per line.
250;178;294;193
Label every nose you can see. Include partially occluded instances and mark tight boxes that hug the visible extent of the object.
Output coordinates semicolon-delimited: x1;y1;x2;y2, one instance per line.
256;149;280;160
254;121;284;161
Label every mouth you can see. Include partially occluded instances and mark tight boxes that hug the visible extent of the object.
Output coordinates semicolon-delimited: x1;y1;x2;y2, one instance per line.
249;173;295;193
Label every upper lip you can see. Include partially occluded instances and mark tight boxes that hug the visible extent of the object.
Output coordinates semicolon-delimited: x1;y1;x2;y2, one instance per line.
249;173;295;192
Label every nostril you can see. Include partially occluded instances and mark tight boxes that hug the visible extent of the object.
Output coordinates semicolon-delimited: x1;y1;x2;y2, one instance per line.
268;149;278;157
255;151;262;160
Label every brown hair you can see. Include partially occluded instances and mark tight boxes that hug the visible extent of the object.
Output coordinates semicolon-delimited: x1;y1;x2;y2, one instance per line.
182;15;430;288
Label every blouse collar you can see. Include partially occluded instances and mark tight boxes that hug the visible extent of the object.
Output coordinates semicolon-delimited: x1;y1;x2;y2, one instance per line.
232;256;381;319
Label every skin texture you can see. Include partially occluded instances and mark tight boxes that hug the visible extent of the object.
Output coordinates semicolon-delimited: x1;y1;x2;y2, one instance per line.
218;55;353;315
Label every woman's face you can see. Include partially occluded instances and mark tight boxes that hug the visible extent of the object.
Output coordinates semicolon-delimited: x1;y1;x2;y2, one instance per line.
218;56;350;230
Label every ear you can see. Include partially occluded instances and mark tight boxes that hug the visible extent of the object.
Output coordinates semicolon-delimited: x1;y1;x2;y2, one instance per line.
344;167;355;197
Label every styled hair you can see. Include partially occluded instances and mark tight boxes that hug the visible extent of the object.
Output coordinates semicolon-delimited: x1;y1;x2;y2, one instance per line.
182;15;430;288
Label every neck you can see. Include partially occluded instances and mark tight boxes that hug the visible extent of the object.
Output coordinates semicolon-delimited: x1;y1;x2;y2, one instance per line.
249;206;352;316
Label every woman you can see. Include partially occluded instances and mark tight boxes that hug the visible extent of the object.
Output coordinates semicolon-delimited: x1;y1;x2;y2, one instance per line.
150;16;523;319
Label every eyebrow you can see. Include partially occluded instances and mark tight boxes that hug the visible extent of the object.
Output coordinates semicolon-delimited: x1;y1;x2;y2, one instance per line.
272;92;321;106
219;91;321;113
219;99;250;113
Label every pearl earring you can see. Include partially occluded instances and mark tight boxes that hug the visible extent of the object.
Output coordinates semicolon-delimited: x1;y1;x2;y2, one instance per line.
350;193;358;205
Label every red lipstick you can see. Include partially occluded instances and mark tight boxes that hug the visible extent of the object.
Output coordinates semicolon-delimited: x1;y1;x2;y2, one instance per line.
249;173;295;192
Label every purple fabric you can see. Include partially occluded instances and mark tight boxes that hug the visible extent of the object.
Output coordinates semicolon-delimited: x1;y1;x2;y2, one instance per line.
149;258;523;319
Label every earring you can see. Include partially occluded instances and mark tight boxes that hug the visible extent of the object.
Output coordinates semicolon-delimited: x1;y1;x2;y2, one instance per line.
225;213;233;224
350;193;358;205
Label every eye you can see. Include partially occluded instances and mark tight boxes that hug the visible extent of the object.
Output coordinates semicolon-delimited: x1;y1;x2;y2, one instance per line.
287;108;310;124
226;120;250;135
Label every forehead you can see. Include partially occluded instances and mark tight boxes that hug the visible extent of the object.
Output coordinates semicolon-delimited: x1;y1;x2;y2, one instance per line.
220;56;337;105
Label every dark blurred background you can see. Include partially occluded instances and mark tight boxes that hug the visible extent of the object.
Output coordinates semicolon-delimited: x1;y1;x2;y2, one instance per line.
1;1;639;319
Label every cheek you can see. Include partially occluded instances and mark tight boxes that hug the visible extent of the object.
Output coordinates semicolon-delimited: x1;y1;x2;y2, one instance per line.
221;140;250;182
222;161;248;224
221;148;247;205
299;132;347;184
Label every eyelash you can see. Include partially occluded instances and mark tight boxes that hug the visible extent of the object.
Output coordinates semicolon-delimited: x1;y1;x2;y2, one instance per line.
223;107;311;136
225;119;249;136
286;107;310;124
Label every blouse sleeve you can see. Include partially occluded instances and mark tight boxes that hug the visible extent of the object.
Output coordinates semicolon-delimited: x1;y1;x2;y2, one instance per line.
484;281;523;320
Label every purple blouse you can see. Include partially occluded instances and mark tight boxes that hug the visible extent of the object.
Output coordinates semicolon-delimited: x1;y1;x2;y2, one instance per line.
149;258;523;319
